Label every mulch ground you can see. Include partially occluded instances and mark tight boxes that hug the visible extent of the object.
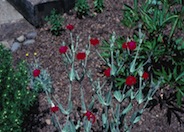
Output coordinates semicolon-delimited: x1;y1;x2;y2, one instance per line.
11;0;184;131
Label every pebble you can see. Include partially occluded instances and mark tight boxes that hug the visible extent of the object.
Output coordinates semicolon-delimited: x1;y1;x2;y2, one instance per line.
11;42;21;52
23;39;35;45
26;31;37;39
16;35;25;42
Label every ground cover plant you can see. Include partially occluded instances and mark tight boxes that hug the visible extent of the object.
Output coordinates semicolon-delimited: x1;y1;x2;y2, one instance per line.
6;0;184;131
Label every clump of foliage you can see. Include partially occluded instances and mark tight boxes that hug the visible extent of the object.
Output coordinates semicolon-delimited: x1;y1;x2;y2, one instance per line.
0;44;38;132
45;9;64;36
75;0;90;19
94;0;105;13
119;0;184;124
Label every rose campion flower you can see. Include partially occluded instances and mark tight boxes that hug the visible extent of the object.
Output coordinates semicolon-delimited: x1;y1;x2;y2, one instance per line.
66;24;74;31
76;52;86;60
127;41;136;51
126;76;137;86
90;38;99;46
59;46;68;54
104;68;111;77
84;110;96;124
50;105;59;113
122;42;127;49
33;69;40;77
142;72;149;80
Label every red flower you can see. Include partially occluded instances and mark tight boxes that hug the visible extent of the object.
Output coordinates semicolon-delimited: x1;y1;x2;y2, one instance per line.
66;24;74;31
50;105;59;113
33;69;40;77
126;76;137;86
104;68;111;77
76;52;86;60
122;42;127;49
59;46;68;54
127;41;136;51
84;111;96;124
90;38;99;46
142;72;149;80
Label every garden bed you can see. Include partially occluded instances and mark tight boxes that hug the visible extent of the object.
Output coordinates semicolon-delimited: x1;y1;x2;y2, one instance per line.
10;0;184;131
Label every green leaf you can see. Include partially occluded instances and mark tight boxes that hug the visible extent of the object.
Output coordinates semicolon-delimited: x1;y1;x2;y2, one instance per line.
121;103;132;115
113;91;124;102
136;90;143;104
130;110;143;124
175;71;184;81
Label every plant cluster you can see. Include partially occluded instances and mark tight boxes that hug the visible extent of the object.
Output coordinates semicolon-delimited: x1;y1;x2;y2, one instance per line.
75;0;105;18
45;9;64;36
0;44;38;132
120;0;184;124
28;24;163;131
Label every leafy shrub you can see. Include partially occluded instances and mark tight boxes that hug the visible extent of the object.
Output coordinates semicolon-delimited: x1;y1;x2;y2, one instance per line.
45;9;64;36
0;44;38;132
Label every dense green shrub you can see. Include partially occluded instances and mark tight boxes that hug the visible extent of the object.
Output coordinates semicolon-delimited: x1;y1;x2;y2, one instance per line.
0;44;38;132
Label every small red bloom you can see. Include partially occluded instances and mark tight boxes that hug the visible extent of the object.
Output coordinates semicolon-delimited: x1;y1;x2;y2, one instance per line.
76;52;86;60
122;42;128;49
142;72;149;80
33;69;40;77
84;111;96;124
59;46;68;54
104;68;111;77
90;38;99;46
50;106;59;113
126;76;137;86
66;24;74;31
127;41;136;51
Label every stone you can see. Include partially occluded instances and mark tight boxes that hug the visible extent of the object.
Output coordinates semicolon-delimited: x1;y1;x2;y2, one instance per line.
26;32;37;39
16;35;25;42
0;41;11;49
23;39;35;45
7;0;75;27
11;42;21;52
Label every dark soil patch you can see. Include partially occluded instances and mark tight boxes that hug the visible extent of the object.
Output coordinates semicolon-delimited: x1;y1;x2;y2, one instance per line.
11;0;184;131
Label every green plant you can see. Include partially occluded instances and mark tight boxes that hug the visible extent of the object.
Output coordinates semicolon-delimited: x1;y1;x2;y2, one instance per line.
0;44;38;132
45;9;64;36
75;0;89;18
29;24;162;131
119;0;184;124
94;0;105;13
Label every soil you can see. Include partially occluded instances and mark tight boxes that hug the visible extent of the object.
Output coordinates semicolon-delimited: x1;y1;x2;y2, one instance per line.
10;0;184;132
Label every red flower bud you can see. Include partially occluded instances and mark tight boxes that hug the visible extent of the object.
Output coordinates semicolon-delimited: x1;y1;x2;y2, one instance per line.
84;110;96;124
126;76;137;86
76;52;86;60
59;46;68;54
122;42;128;49
127;41;136;51
50;106;59;113
142;72;149;80
33;69;40;77
104;68;111;77
90;38;99;46
66;24;74;31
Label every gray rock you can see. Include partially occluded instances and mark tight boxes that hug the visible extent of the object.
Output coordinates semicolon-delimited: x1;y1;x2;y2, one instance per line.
11;42;21;52
23;39;35;45
0;41;11;49
26;31;37;39
16;35;25;42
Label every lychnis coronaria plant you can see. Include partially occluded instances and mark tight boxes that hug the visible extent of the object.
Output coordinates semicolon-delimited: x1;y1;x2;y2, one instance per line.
29;24;162;132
